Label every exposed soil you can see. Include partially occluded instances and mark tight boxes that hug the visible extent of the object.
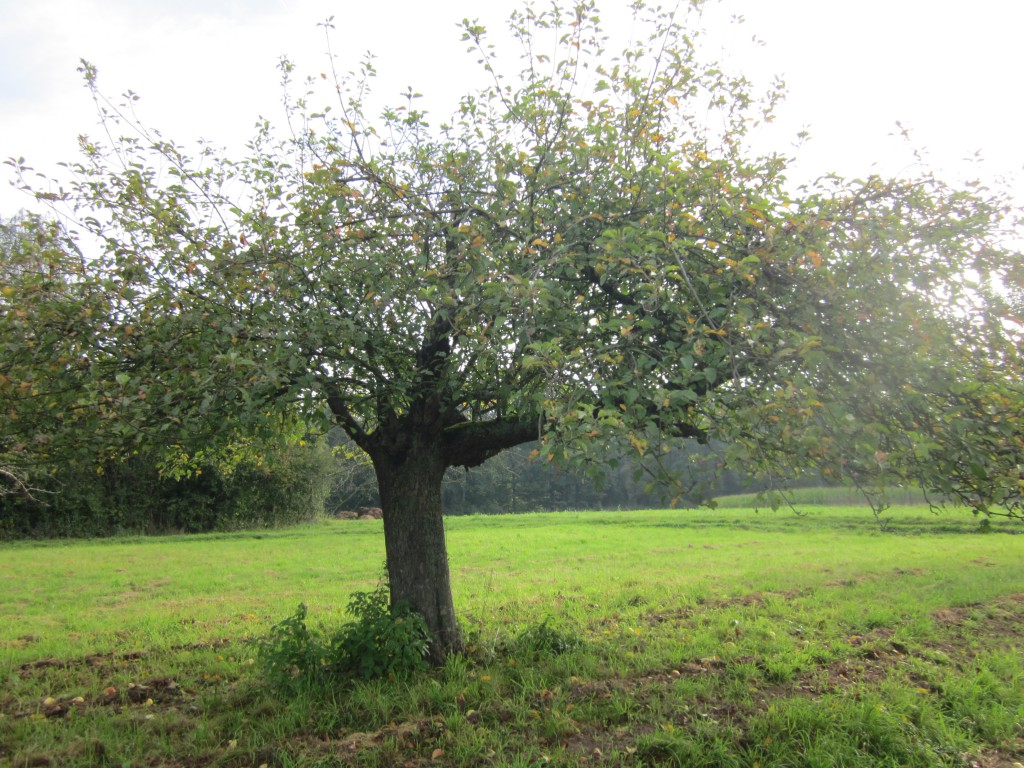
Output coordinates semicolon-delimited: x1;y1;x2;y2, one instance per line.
16;637;235;677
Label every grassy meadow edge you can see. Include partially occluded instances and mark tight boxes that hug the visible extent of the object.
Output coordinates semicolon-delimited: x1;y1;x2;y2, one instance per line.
1;505;1021;766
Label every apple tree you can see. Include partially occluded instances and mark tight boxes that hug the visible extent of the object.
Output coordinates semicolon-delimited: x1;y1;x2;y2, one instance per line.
6;1;1021;660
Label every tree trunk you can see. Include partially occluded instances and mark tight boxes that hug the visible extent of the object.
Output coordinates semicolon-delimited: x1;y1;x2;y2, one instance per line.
372;441;463;664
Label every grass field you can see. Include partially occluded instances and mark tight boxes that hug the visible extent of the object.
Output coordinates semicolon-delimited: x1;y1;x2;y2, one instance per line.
712;485;930;508
1;505;1022;767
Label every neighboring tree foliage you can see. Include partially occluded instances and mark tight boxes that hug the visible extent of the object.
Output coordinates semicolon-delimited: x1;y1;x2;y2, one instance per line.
1;212;102;501
0;439;335;539
4;1;1021;659
0;214;335;536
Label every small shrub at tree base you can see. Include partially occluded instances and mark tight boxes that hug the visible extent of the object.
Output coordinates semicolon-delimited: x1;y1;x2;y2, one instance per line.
256;586;430;694
329;586;430;681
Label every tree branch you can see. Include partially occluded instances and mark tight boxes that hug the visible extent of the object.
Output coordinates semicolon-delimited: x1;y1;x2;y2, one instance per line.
443;416;539;469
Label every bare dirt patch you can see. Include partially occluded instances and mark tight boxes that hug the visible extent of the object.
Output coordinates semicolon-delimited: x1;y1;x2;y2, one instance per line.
16;638;234;678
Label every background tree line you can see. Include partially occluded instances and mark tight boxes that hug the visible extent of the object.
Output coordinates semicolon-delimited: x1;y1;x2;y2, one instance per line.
330;431;773;517
0;439;334;539
0;410;773;540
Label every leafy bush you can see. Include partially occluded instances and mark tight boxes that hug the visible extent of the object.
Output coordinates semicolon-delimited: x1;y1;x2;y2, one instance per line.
256;585;430;694
329;586;431;681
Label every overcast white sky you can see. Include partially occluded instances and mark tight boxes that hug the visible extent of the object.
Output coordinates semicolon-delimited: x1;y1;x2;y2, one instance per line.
1;0;1021;215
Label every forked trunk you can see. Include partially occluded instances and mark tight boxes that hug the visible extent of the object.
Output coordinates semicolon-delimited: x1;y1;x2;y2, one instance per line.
372;443;463;664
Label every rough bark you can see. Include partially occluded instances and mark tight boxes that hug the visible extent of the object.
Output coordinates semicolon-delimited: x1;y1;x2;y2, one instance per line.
372;440;464;664
443;416;538;469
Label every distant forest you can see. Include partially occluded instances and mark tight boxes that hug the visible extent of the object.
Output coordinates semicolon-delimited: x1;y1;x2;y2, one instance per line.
328;432;775;517
1;427;779;539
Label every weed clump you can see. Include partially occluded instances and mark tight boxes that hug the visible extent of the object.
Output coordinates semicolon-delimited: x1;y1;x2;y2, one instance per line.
511;619;584;659
256;584;429;693
255;602;323;691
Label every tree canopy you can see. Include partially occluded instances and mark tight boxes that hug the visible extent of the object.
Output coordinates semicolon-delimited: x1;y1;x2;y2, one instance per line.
4;0;1022;660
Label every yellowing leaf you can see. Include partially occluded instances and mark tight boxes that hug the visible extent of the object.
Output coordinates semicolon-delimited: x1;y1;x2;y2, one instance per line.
807;251;823;268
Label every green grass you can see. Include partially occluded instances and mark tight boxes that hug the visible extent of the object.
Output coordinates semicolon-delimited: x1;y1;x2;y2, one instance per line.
713;484;930;508
1;506;1022;767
